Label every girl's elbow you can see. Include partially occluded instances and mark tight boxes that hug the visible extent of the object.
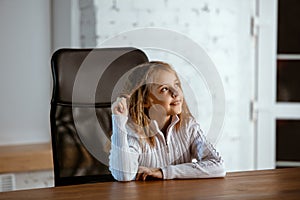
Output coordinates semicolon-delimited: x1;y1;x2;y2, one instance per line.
110;168;136;182
217;162;226;177
115;174;135;182
211;167;226;178
218;169;226;177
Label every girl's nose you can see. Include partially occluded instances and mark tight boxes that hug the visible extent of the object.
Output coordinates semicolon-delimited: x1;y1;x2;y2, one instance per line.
171;88;179;98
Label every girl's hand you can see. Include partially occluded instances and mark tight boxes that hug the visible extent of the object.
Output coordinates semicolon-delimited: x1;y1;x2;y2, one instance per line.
135;166;163;181
112;97;128;116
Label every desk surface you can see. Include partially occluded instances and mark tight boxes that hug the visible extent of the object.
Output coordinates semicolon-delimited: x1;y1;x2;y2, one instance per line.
1;168;300;200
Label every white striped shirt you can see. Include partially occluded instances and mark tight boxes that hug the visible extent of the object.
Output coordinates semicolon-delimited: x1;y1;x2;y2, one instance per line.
109;114;226;181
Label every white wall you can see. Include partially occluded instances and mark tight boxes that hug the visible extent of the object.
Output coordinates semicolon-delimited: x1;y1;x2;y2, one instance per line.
0;0;51;145
51;0;80;51
94;0;256;171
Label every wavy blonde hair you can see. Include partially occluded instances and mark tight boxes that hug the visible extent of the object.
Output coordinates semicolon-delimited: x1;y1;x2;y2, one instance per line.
124;61;193;148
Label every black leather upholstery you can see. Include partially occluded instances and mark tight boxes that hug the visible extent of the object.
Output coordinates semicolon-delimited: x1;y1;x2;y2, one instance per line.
50;48;148;186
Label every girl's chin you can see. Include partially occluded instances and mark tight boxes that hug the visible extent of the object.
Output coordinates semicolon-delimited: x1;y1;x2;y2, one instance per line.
169;109;182;115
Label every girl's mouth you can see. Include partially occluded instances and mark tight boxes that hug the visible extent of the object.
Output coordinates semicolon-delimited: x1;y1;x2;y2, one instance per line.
170;100;181;106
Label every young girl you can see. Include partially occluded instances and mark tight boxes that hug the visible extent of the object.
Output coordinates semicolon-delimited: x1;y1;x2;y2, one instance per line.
109;61;225;181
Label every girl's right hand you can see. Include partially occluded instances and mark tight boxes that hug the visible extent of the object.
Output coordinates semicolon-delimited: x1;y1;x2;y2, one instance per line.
111;97;128;116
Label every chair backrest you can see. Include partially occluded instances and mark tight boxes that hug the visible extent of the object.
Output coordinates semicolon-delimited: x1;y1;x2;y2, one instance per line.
50;48;149;186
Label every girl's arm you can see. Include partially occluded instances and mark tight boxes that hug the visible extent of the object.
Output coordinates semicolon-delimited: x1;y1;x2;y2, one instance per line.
109;98;140;181
161;124;226;179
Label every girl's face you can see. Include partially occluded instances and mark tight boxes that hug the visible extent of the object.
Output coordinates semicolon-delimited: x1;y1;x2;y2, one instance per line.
147;69;183;117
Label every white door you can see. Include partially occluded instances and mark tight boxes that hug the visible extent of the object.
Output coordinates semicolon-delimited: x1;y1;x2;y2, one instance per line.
256;0;300;169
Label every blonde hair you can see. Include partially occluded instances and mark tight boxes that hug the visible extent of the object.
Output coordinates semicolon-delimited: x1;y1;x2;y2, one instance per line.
124;61;193;148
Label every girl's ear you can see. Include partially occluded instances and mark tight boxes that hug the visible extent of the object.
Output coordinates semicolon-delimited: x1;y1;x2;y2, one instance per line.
144;96;153;108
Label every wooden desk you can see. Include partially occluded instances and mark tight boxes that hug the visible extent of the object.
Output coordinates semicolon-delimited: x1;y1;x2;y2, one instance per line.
1;168;300;199
0;143;53;173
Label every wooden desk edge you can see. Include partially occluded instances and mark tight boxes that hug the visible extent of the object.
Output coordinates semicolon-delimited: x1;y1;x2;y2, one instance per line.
0;142;53;173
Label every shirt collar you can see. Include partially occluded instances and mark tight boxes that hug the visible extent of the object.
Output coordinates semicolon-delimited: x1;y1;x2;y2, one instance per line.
150;115;180;133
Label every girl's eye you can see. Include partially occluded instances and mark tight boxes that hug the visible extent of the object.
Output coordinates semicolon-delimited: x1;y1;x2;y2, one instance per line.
161;87;168;92
174;82;180;88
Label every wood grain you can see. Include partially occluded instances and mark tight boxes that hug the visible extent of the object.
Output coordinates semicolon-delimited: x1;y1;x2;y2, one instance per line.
1;168;300;199
0;143;53;173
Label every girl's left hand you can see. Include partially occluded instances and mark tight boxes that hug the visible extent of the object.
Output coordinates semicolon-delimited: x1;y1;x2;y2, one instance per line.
136;166;163;181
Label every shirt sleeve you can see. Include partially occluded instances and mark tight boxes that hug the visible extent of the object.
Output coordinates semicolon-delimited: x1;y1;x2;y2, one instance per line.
109;114;140;181
161;123;226;179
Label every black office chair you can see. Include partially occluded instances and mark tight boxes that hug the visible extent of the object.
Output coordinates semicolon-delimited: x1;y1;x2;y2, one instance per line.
50;47;149;186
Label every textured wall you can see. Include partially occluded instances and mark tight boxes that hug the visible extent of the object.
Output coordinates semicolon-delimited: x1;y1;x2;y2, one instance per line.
93;0;255;171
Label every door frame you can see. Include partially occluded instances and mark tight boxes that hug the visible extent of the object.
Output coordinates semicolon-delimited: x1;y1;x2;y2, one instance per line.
255;0;278;169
